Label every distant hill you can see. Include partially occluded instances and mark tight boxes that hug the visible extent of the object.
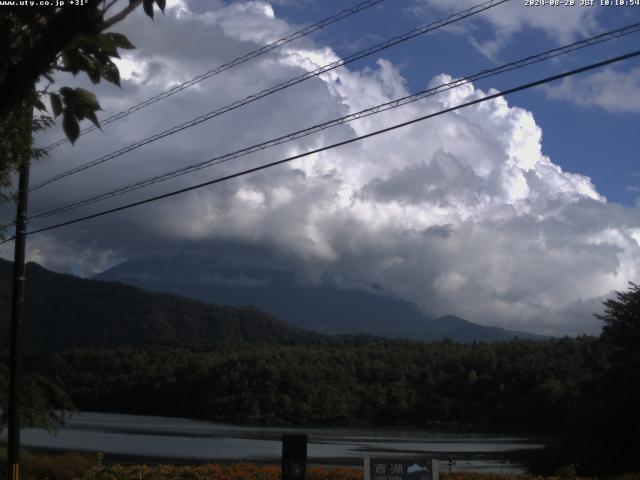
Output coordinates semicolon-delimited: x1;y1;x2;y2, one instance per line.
97;254;545;342
417;315;545;342
0;259;326;352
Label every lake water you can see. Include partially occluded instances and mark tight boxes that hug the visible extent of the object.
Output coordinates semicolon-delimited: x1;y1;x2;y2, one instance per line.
21;412;544;474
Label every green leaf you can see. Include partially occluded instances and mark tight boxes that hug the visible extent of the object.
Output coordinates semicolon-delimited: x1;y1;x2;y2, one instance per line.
85;111;101;130
75;88;101;111
155;0;166;13
61;48;97;80
84;34;119;57
143;0;154;18
49;93;63;117
32;147;48;160
101;59;121;87
85;59;101;84
60;50;80;75
105;32;135;50
34;98;47;112
59;87;79;108
62;109;80;144
59;87;74;98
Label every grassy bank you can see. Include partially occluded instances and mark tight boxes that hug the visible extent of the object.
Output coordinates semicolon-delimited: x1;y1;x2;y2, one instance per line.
1;452;639;480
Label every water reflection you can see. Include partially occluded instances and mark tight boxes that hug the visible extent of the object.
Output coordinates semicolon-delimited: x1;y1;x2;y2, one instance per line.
22;412;543;474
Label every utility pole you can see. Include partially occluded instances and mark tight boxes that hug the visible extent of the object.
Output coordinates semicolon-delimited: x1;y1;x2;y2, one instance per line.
7;98;33;480
7;161;30;480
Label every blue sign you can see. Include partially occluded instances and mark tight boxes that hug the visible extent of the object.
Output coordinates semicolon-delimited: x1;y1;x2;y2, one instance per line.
364;458;438;480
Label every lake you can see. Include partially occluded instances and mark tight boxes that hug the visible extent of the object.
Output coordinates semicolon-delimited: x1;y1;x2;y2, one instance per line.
21;412;544;474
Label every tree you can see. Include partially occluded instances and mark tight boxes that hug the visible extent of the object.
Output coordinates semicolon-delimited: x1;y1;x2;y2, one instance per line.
542;284;640;476
597;282;640;370
0;364;74;433
0;0;166;439
592;283;640;474
0;0;167;203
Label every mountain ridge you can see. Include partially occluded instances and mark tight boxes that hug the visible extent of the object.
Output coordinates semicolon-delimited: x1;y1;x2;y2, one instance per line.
0;258;327;352
97;254;546;342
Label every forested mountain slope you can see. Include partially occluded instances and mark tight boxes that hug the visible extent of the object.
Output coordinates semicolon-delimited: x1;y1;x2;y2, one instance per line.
0;259;325;351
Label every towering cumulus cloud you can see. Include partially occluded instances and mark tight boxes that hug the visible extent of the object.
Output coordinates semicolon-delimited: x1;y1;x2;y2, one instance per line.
5;0;640;335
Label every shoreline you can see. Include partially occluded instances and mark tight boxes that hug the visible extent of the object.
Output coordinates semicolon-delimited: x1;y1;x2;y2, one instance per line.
14;444;536;475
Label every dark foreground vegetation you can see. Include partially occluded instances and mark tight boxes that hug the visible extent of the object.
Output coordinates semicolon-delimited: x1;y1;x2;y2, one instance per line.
3;451;640;480
20;313;640;476
9;451;639;480
1;281;639;476
27;338;601;429
0;450;357;480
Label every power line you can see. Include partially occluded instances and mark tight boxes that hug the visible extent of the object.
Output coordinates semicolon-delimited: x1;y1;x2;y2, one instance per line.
3;48;635;244
27;22;640;221
42;0;388;152
30;0;509;191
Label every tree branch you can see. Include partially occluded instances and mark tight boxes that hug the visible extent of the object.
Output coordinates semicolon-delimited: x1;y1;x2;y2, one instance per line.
100;0;142;31
102;0;120;14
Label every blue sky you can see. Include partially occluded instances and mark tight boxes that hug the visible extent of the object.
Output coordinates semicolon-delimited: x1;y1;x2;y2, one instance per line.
270;0;640;206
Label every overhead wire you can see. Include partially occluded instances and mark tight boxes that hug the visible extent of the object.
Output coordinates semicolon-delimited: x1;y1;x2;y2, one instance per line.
42;0;388;152
0;48;634;245
27;21;640;221
30;0;510;191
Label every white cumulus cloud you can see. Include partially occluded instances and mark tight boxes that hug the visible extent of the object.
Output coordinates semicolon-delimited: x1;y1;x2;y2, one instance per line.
544;67;640;113
412;0;599;60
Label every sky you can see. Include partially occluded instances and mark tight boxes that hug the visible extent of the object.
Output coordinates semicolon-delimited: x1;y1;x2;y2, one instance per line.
1;0;640;335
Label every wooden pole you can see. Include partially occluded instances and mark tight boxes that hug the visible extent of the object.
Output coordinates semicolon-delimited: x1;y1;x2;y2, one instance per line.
7;160;30;480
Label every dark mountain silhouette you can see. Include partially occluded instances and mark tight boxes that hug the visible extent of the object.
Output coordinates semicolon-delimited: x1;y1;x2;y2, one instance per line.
97;254;545;342
418;315;545;342
0;259;326;352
